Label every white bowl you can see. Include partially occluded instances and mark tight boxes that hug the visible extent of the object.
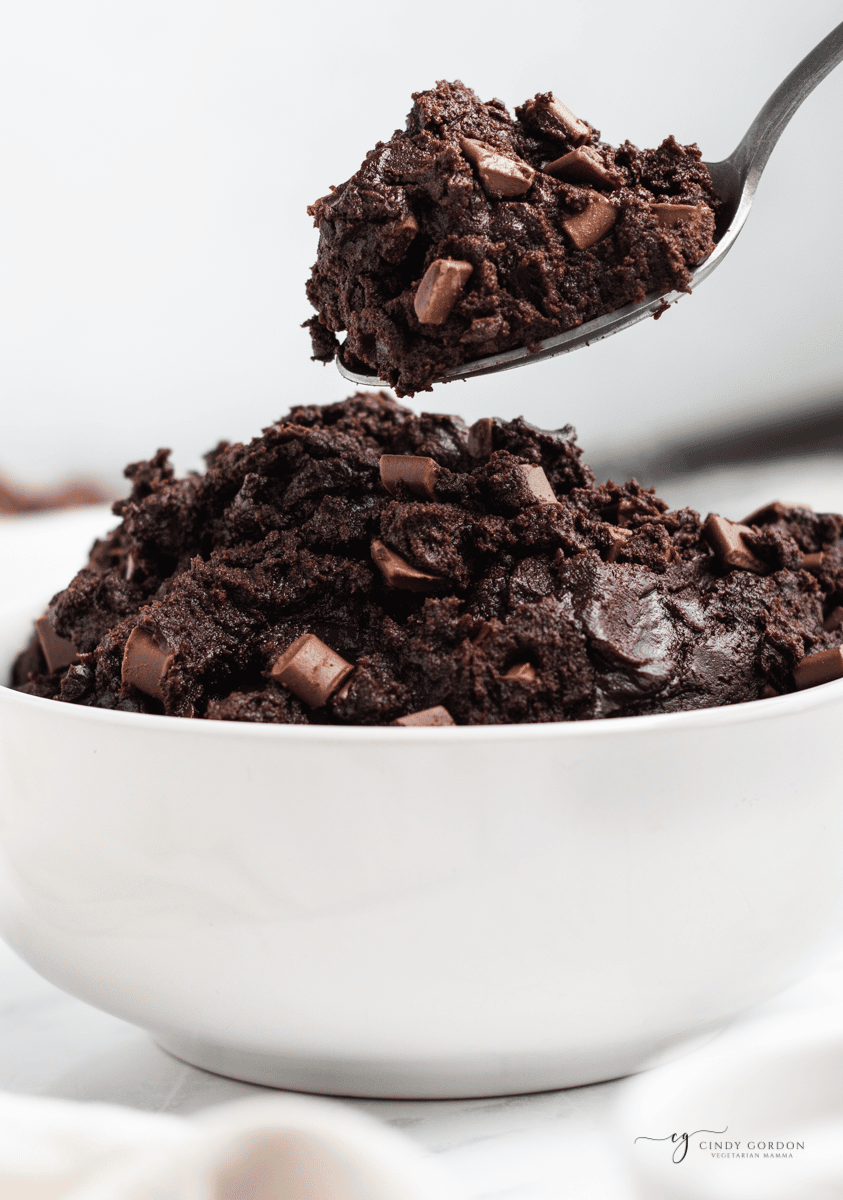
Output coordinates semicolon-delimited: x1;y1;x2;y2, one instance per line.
2;603;843;1099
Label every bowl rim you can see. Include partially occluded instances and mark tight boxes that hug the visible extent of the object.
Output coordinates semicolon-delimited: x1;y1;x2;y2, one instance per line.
4;597;843;744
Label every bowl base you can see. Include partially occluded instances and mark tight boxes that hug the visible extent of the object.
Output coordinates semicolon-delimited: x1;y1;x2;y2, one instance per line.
152;1024;726;1100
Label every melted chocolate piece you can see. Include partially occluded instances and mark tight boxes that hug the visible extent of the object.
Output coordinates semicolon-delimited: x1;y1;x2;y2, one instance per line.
305;80;719;395
741;500;792;526
271;634;354;707
515;464;558;506
380;454;439;500
793;647;843;690
560;192;617;250
651;202;711;235
35;615;78;673
544;146;615;187
371;538;444;592
604;526;633;564
12;393;843;725
391;705;455;727
414;259;474;324
702;514;767;574
122;627;172;701
460;137;536;198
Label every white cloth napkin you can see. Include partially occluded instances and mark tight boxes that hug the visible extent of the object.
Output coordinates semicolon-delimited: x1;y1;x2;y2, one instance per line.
0;1091;462;1200
615;1007;843;1200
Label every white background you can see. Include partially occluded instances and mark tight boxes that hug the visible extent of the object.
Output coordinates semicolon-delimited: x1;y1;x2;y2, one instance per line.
1;0;842;492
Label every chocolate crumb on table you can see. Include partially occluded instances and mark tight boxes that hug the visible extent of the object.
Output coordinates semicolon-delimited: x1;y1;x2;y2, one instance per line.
304;80;720;395
0;474;108;516
11;394;843;723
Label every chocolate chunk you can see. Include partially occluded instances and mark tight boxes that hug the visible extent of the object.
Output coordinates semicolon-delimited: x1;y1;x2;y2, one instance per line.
504;661;537;683
380;454;439;500
270;633;354;707
35;615;78;673
702;514;767;574
740;500;790;526
468;417;495;459
801;551;825;573
544;146;613;187
516;464;558;505
460;137;536;198
823;606;843;632
121;627;172;701
370;539;444;592
651;203;711;235
604;527;633;564
793;646;843;690
413;258;474;325
391;705;455;726
560;193;617;251
760;684;780;699
520;94;589;144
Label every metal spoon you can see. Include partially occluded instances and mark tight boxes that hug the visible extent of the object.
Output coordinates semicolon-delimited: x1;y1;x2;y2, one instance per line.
338;20;843;389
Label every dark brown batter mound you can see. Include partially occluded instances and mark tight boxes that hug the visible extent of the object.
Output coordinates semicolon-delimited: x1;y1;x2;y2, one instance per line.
12;394;843;724
305;81;719;395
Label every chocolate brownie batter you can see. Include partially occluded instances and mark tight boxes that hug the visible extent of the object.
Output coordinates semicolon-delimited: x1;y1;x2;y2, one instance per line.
12;394;843;724
305;81;719;395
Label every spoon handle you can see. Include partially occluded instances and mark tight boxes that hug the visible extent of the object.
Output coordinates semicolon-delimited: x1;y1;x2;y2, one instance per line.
731;19;843;190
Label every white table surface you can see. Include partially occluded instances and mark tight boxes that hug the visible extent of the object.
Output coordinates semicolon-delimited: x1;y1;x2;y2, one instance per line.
3;936;843;1200
3;455;843;1200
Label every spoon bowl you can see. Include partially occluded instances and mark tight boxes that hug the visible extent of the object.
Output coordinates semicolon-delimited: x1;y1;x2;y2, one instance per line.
338;20;843;389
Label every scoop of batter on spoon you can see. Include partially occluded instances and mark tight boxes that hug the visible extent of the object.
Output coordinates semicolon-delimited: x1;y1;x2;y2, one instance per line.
304;22;843;395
